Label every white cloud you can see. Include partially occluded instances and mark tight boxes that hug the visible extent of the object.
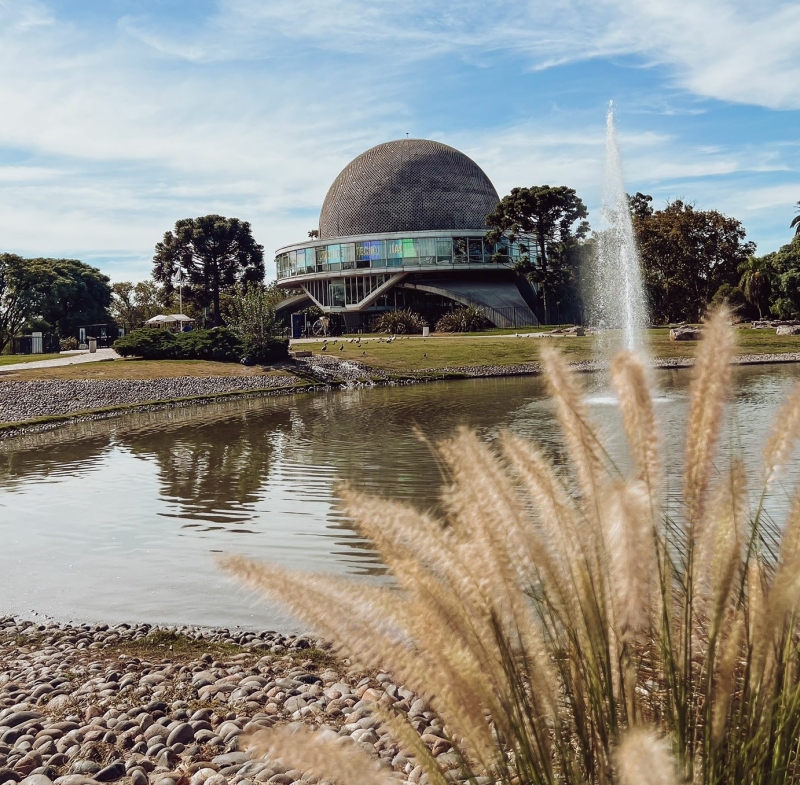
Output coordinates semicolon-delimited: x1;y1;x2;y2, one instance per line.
0;0;798;282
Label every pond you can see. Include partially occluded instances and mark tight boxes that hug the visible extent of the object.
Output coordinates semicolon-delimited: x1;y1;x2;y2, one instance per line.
1;364;800;630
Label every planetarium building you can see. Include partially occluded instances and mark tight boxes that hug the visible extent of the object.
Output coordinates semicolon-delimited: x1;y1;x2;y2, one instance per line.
275;139;539;330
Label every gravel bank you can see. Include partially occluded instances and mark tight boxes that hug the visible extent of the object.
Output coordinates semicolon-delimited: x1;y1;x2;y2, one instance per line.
3;352;800;435
0;618;443;785
0;378;297;425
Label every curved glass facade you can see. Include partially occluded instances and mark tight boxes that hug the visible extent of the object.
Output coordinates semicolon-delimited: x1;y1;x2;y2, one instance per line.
275;234;531;281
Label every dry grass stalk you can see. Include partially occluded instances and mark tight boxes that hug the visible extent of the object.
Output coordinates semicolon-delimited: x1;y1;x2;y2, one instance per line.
682;307;735;529
221;307;800;785
245;725;395;785
763;382;800;485
615;730;677;785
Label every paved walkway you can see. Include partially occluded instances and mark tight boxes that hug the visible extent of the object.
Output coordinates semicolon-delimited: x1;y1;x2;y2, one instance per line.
0;348;119;373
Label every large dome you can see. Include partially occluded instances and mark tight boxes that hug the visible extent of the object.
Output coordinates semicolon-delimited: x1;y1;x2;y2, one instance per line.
318;139;499;239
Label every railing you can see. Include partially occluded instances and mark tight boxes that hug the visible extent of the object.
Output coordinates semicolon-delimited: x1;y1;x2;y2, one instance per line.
481;305;540;329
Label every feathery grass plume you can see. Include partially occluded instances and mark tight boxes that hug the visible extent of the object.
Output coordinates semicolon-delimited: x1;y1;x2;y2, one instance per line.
245;725;395;785
695;460;747;639
541;345;607;506
763;381;800;485
610;351;661;503
710;612;744;751
682;306;735;530
221;311;800;785
598;478;654;638
615;730;677;785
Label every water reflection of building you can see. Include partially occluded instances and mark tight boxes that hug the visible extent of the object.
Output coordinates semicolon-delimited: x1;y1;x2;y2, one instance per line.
275;139;539;330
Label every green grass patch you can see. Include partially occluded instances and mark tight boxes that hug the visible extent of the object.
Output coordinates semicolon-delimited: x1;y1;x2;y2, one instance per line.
298;328;800;372
0;353;62;366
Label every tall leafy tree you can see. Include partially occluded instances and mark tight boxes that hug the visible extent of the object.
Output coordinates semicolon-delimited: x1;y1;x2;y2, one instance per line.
36;258;112;336
759;236;800;318
111;280;162;330
486;186;589;324
631;199;755;322
738;256;771;319
0;254;47;353
152;215;265;326
0;255;111;349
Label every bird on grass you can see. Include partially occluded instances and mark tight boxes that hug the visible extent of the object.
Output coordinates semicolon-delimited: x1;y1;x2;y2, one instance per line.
339;344;344;351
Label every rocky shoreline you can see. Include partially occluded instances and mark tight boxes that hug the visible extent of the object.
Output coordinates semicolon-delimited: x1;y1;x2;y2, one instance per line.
2;351;800;439
0;618;440;785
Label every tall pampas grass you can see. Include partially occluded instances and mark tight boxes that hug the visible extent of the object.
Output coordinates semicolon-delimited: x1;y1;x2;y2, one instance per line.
222;307;800;785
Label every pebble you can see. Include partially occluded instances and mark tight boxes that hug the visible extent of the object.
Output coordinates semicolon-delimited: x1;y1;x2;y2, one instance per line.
0;616;458;785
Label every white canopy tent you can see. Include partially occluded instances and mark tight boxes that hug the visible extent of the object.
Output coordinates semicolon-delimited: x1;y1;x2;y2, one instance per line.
145;314;194;331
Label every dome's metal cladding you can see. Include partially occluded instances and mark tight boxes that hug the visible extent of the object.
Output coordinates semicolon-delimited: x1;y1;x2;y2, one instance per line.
318;139;500;239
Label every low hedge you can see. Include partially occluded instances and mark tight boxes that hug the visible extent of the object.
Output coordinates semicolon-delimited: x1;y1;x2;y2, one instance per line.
114;328;288;364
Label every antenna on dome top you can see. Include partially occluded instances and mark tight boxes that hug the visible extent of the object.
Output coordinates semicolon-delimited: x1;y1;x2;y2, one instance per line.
406;132;409;138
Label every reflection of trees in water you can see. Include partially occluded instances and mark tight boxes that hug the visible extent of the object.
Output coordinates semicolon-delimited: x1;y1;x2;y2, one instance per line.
123;408;292;527
0;435;112;489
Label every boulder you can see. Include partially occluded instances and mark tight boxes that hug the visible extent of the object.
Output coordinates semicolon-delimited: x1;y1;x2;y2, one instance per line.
776;325;800;336
670;327;701;341
565;326;585;336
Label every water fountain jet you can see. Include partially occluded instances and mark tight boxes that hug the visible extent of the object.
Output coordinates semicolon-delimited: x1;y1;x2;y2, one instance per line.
590;102;649;356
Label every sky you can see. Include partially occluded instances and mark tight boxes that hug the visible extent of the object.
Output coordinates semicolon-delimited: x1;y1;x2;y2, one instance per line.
0;0;799;283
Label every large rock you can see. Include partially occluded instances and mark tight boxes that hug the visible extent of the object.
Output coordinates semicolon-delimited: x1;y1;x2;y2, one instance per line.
776;325;800;335
670;327;701;341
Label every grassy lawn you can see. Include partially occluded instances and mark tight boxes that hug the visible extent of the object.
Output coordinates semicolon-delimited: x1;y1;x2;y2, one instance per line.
0;353;62;366
0;358;290;382
298;328;800;373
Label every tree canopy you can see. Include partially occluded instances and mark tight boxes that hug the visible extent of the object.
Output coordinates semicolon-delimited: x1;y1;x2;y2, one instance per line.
152;215;265;326
111;280;162;331
0;255;111;350
631;198;755;323
486;185;589;324
36;258;113;336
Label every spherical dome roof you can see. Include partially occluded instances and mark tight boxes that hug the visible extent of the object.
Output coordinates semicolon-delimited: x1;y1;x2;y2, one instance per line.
318;139;499;239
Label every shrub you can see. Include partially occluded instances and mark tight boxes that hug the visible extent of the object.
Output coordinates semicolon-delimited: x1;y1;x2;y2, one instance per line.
114;329;178;359
113;327;252;362
371;308;425;334
224;283;289;364
435;305;492;332
175;328;243;362
223;307;800;785
59;336;78;351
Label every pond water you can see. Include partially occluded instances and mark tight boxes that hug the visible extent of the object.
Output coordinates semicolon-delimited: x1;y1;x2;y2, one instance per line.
2;364;800;630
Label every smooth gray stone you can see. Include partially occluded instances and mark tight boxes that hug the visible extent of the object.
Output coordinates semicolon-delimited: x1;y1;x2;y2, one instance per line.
129;773;146;785
1;718;41;732
20;775;53;785
94;763;125;783
211;753;248;767
68;762;99;776
165;724;193;747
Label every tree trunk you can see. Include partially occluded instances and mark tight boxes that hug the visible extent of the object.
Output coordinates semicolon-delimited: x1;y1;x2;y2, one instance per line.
538;235;549;325
212;259;221;327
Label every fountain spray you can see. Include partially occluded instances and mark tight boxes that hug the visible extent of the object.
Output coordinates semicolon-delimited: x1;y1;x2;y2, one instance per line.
592;102;649;355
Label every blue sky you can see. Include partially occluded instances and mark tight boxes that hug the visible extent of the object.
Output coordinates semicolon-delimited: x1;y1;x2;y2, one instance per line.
1;0;799;283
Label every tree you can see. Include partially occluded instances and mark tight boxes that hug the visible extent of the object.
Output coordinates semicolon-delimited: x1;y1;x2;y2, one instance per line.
627;191;654;220
486;185;589;324
111;280;162;331
792;201;800;237
36;259;112;337
152;215;265;326
737;256;771;319
759;236;800;317
0;254;48;353
0;256;111;343
224;282;287;363
631;199;755;322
